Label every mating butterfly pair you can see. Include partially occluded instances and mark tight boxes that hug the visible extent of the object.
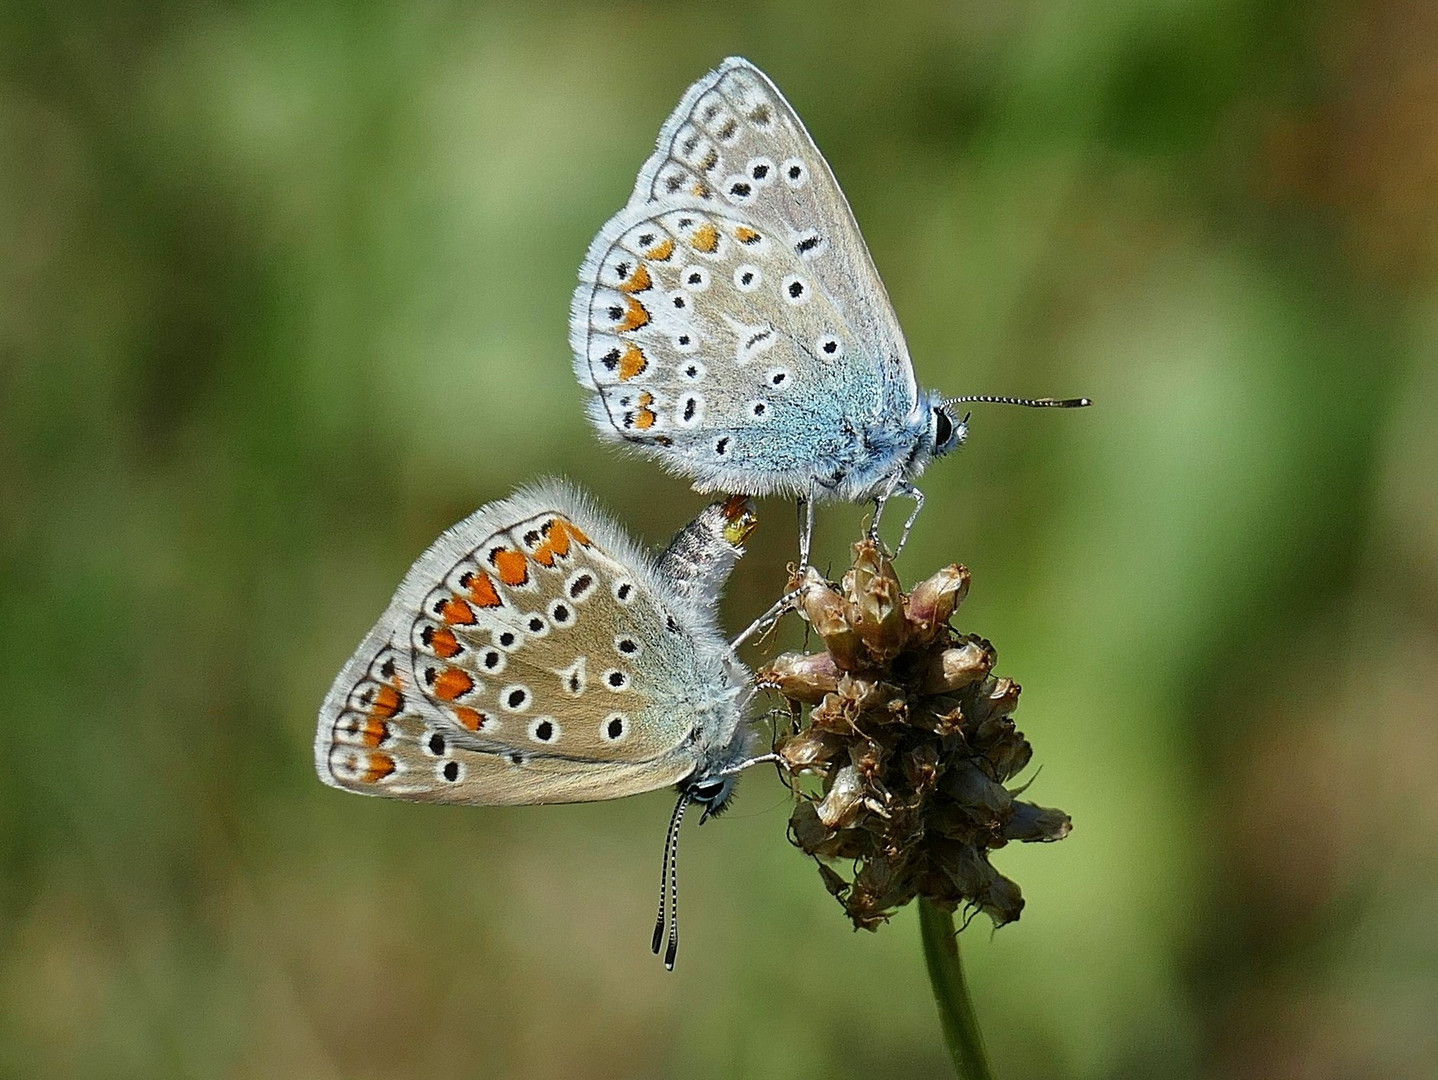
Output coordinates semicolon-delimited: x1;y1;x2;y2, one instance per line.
316;58;1087;967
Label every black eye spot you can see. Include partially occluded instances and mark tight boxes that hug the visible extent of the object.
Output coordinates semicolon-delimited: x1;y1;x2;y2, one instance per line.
788;280;804;299
618;638;638;654
507;689;527;708
683;398;697;421
617;583;632;601
429;732;446;755
552;604;570;623
510;753;524;765
685;364;698;376
771;372;787;385
607;305;622;320
677;217;693;228
569;672;582;693
665;174;683;193
788;164;802;180
499;632;515;647
934;408;953;448
687;272;701;285
534;720;554;741
483;651;500;669
638;233;654;246
380;658;396;678
424;667;437;686
796;234;820;254
678;335;690;346
607;716;624;739
752;402;767;417
673;296;686;309
751;163;769;179
715;437;729;455
601;349;620;370
740;271;754;285
568;574;593;598
443;760;460;781
528;617;544;632
615;261;630;277
822;339;838;354
729;181;751;198
607;671;627;688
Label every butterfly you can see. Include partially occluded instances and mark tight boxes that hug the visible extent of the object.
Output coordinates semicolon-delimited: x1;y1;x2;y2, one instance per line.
570;57;1088;568
315;483;770;967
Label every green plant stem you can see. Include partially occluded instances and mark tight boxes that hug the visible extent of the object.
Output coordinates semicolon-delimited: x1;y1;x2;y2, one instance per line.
919;898;996;1080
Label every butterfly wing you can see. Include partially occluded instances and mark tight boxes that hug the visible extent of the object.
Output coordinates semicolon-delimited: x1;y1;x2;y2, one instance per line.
629;56;918;412
571;199;888;498
315;483;744;805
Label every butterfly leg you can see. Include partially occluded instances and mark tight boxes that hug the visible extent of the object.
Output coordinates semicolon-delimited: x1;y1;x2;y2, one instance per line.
894;482;925;556
796;492;815;576
728;583;809;654
869;478;924;556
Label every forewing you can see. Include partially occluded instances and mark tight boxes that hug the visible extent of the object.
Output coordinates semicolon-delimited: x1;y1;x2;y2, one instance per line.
629;56;917;408
571;199;886;496
315;487;711;805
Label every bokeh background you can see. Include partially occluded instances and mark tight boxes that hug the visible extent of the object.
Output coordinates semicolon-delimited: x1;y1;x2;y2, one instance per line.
5;1;1437;1077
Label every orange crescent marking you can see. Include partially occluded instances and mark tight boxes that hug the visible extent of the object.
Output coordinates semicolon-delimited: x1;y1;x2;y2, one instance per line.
428;625;461;659
361;753;396;783
735;226;761;244
645;237;675;261
546;520;573;558
493;549;529;587
453;706;486;731
565;520;592;547
617;344;648;381
370;683;403;720
619;264;652;293
533;543;556;568
691;222;719;253
634;391;658;430
441;596;476;625
467;570;502;608
617;296;651;333
359;718;388;748
433;667;474;702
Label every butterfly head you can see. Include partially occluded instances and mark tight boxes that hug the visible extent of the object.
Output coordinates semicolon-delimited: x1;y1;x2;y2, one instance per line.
683;773;737;822
930;402;969;459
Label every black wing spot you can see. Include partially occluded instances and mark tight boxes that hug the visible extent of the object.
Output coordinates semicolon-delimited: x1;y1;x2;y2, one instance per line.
429;732;446;755
443;760;460;781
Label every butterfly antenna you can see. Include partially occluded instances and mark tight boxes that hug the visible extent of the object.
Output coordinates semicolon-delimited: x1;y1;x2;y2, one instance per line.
943;395;1092;409
653;791;690;968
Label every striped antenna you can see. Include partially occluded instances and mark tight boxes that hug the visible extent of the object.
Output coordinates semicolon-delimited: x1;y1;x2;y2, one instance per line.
943;395;1092;409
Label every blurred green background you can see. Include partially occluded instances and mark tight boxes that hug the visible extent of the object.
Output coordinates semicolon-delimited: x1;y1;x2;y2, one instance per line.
5;1;1437;1077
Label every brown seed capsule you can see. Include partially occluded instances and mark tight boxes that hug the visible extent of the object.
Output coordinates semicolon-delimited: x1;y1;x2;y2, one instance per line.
921;637;996;693
849;540;908;660
758;651;841;704
796;572;868;671
905;564;970;645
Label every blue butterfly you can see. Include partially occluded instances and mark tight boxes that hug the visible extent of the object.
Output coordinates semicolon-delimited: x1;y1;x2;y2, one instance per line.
571;57;1088;567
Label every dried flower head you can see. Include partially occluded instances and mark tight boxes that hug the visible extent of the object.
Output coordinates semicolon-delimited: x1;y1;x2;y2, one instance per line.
760;541;1071;931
